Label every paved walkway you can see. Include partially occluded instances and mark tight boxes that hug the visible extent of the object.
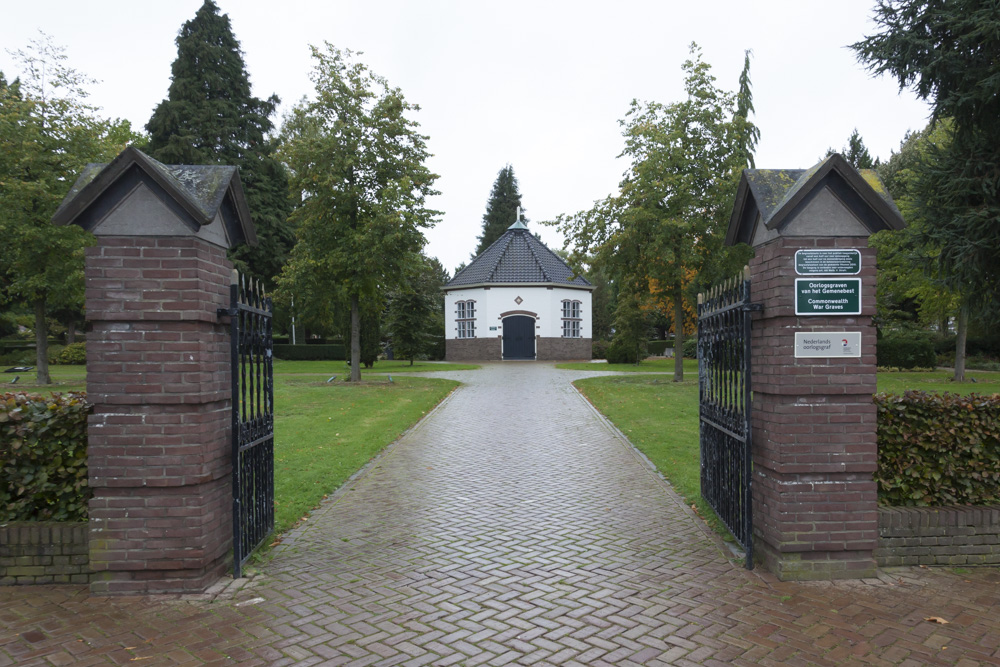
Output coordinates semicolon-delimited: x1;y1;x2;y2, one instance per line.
2;363;1000;666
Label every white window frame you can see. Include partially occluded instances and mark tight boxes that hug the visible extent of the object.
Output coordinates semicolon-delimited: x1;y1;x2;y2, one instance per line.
561;299;582;338
456;299;476;339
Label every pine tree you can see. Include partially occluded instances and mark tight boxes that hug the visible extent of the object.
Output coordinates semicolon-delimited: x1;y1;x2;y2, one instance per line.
826;129;875;169
476;165;525;256
146;0;293;288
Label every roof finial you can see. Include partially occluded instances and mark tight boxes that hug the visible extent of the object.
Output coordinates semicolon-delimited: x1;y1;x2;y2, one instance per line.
508;206;528;231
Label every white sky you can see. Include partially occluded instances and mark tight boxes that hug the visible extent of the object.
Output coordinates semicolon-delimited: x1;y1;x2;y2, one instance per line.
1;0;931;274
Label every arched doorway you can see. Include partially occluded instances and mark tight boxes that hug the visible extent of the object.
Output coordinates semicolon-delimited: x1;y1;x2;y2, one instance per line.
502;315;536;360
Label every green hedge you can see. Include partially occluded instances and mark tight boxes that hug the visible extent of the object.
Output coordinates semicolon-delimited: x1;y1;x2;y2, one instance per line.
875;391;1000;506
272;343;346;361
877;330;937;369
1;392;91;521
647;340;669;356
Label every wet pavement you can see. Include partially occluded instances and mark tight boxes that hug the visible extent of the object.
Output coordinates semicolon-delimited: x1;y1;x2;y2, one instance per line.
2;363;999;666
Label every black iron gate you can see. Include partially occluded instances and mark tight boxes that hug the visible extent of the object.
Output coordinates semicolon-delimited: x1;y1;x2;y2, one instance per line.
697;267;758;569
221;271;274;578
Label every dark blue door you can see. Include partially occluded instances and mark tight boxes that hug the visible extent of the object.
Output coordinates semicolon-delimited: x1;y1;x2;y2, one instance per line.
502;316;535;360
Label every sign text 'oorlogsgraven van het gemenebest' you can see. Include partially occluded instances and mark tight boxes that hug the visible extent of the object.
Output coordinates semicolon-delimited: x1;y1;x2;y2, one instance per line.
794;278;861;315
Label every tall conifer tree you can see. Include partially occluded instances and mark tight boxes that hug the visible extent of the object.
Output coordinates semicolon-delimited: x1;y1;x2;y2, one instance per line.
146;0;293;287
475;165;525;256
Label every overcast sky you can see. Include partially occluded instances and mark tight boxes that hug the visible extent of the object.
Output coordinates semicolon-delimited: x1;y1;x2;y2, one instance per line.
2;0;931;274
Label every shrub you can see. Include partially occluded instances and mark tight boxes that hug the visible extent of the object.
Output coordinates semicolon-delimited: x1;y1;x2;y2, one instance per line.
591;339;609;360
0;350;34;366
606;337;646;364
272;343;346;361
875;391;1000;506
0;392;91;521
57;342;87;365
683;337;698;359
877;330;936;369
46;344;65;365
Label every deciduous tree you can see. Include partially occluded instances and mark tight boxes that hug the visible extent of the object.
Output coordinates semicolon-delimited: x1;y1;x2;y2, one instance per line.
277;45;439;381
550;45;756;380
0;36;136;383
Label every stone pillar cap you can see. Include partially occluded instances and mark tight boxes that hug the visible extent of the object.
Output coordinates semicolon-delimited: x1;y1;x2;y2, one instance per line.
726;153;906;248
51;146;257;249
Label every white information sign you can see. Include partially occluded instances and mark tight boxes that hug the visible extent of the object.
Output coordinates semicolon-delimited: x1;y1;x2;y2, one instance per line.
794;332;861;358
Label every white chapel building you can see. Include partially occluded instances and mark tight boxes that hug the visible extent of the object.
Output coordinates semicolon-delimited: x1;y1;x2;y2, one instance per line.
443;219;594;361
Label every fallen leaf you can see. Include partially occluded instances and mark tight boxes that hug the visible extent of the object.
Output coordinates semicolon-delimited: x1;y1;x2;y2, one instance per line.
924;617;950;625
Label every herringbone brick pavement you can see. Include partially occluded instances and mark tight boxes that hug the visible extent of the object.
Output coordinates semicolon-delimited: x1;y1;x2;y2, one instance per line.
2;363;999;666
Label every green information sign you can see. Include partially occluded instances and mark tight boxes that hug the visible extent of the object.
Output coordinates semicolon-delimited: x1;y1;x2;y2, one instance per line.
795;278;861;315
795;249;861;275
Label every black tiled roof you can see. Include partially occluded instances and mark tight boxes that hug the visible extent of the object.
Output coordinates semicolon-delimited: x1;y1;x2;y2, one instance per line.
447;224;591;288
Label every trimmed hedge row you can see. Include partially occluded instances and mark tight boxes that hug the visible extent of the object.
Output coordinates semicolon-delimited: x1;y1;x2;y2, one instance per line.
1;392;91;521
272;343;346;361
875;391;1000;506
877;330;936;369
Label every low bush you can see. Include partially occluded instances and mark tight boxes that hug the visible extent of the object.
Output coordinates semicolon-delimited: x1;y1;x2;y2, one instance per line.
0;392;91;521
877;330;936;369
875;391;1000;506
606;337;646;364
57;342;87;365
683;337;697;359
591;339;609;360
273;343;346;361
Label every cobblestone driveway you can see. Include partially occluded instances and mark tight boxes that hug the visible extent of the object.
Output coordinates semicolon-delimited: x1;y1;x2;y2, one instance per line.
2;363;1000;666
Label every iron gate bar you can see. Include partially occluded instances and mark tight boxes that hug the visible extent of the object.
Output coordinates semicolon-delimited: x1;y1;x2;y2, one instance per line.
697;266;758;569
219;270;275;579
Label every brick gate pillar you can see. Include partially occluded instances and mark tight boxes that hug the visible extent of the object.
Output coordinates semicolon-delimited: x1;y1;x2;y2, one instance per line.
725;155;906;580
52;148;257;594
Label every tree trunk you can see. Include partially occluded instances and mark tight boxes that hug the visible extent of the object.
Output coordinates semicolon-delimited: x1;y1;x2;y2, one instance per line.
350;294;361;382
673;284;684;382
66;319;76;345
954;298;969;383
410;357;414;366
34;299;51;385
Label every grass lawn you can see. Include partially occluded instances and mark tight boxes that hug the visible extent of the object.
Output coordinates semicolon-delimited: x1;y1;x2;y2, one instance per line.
557;358;698;374
272;373;458;535
878;368;1000;395
0;364;86;393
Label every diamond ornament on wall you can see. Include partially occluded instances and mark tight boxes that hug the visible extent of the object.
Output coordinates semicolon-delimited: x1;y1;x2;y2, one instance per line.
515;296;523;305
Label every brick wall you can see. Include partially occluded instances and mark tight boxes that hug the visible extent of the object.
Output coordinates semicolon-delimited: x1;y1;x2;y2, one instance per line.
446;337;501;361
876;506;1000;566
536;337;592;361
750;236;879;580
84;236;233;594
0;522;91;585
